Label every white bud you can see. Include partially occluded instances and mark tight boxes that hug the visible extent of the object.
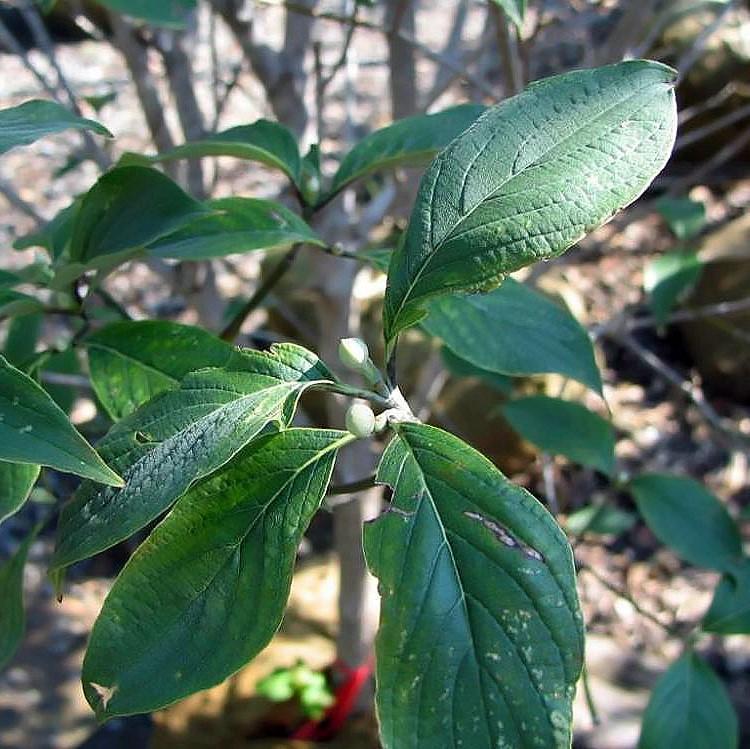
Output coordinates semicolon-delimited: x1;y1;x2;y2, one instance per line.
338;337;370;370
345;403;376;438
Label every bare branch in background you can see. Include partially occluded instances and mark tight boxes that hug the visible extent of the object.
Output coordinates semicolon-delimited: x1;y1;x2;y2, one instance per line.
596;0;660;64
0;14;59;99
257;0;497;98
18;1;110;169
675;0;741;84
108;13;177;166
157;22;207;197
424;0;468;108
489;2;522;96
666;124;750;197
212;0;314;136
601;327;749;452
386;0;417;119
0;176;45;224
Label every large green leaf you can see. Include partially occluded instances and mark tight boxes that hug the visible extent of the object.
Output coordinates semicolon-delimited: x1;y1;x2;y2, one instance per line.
70;166;212;263
703;558;750;634
0;462;40;526
423;279;602;393
91;0;196;27
383;60;677;351
82;428;349;718
85;320;242;420
502;395;615;475
365;423;583;749
148;197;324;260
638;652;738;749
326;104;485;199
628;474;742;572
490;0;527;29
0;100;111;157
0;527;37;670
51;343;336;571
0;355;122;486
139;120;302;185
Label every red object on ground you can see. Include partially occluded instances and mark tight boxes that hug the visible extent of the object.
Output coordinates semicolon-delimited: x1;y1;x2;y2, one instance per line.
291;656;374;741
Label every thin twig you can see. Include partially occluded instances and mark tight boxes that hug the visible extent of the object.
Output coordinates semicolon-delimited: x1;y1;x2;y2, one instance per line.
39;371;93;390
666;124;750;197
675;102;750;152
18;2;110;169
581;665;601;727
541;454;559;515
0;177;45;224
0;16;59;99
254;0;497;98
220;245;301;341
489;2;522;95
604;328;748;449
328;474;378;495
675;0;740;84
319;2;358;94
624;297;750;330
578;561;683;637
678;83;745;126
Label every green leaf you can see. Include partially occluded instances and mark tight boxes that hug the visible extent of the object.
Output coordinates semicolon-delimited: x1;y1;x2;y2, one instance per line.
70;166;212;263
644;249;703;325
147;197;324;260
0;289;43;318
85;320;242;420
326;104;485;199
139;120;302;185
14;199;79;259
0;270;22;287
365;423;583;749
638;652;738;749
628;474;742;571
3;313;42;368
91;0;196;27
502;395;615;475
656;196;707;240
490;0;527;29
0;355;123;486
423;279;602;393
383;60;678;351
0;462;40;526
703;558;750;634
0;100;111;157
51;343;336;571
81;428;348;718
440;346;513;393
36;348;82;414
566;504;636;537
0;527;37;670
360;246;395;274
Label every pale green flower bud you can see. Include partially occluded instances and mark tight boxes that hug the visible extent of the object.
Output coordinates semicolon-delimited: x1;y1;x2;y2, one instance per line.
338;337;370;370
345;402;376;438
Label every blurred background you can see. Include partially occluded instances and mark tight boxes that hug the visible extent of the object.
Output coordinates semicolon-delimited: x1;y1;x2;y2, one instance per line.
0;1;749;747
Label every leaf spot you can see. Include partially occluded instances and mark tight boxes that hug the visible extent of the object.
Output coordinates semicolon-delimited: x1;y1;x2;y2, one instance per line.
89;681;117;709
463;511;544;562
